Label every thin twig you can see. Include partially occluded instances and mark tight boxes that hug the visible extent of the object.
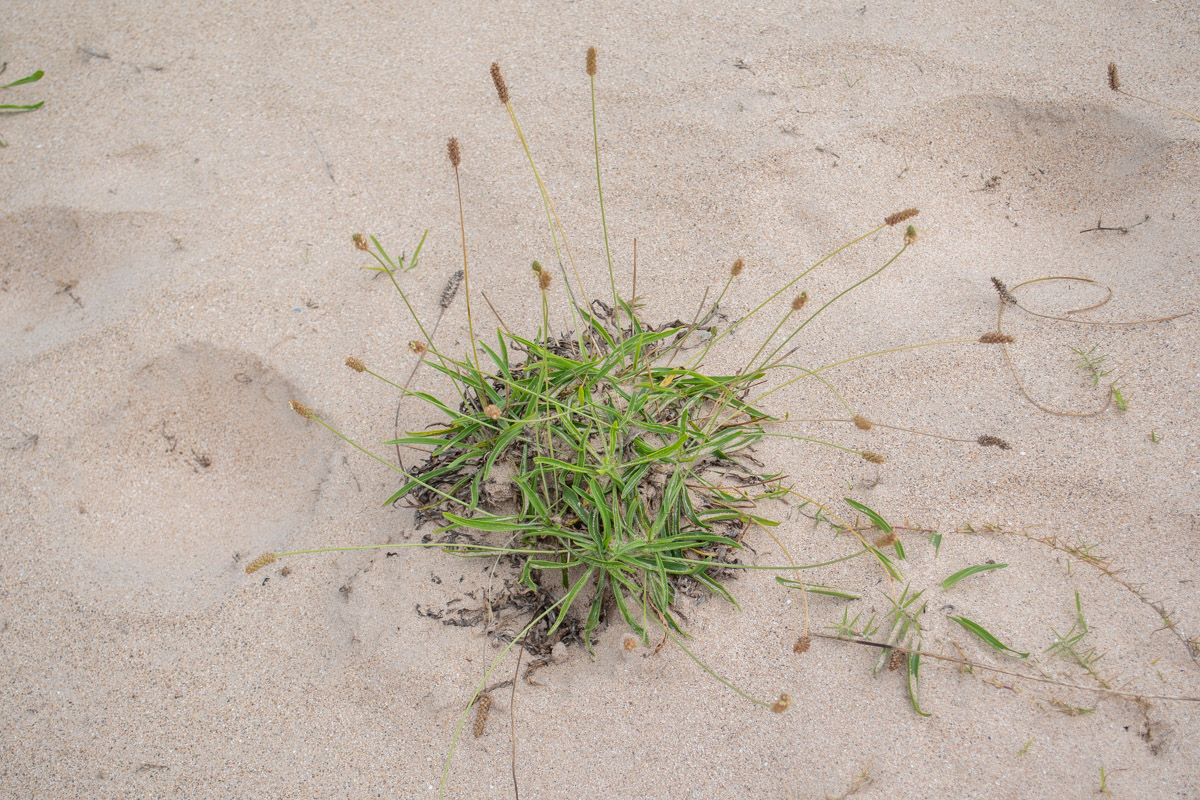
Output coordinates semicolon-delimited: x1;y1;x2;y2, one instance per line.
814;633;1200;703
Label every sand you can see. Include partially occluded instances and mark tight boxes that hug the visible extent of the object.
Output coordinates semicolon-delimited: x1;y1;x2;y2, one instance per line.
2;1;1199;797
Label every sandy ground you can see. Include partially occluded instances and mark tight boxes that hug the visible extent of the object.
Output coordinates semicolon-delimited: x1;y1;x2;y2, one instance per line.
3;1;1200;798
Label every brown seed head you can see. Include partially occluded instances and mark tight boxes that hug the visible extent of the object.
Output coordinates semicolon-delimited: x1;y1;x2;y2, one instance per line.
852;414;873;431
887;649;905;672
1108;62;1120;92
447;137;461;168
991;277;1017;305
793;635;812;655
623;636;638;653
861;450;886;465
245;552;277;574
904;225;918;246
440;270;464;309
885;208;919;226
289;400;314;420
771;693;793;714
586;46;597;77
484;404;502;420
979;332;1015;344
345;356;366;373
731;258;744;277
409;340;428;355
977;435;1011;450
874;531;898;548
352;233;369;251
539;270;552;290
791;292;809;311
490;62;510;104
473;692;492;738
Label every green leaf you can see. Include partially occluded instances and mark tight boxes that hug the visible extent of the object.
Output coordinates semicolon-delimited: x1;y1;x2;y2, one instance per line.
4;70;43;88
941;562;1007;589
406;228;429;271
0;101;44;112
441;512;538;533
948;615;1029;658
774;577;859;600
383;434;457;447
844;498;892;533
866;545;904;582
907;646;932;716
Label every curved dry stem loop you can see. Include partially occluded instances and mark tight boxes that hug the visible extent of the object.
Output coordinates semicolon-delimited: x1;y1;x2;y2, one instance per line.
994;275;1188;417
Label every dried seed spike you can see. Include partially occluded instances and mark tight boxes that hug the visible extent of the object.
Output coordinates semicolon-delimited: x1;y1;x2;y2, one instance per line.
861;451;886;464
991;277;1017;305
874;531;897;548
884;208;919;226
473;692;493;737
447;137;461;168
245;552;277;574
771;693;792;713
490;62;510;104
852;414;873;431
586;46;597;77
791;292;809;311
793;635;812;655
539;270;552;290
352;233;369;251
887;649;905;671
1108;62;1120;92
979;332;1015;344
623;636;638;653
440;270;464;309
484;404;502;420
904;225;918;246
345;357;365;373
730;258;744;277
289;400;314;419
408;340;428;355
977;435;1011;450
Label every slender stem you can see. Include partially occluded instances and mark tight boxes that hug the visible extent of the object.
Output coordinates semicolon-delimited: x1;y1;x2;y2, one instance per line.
1118;88;1200;124
440;596;570;798
746;338;977;411
815;633;1200;703
308;414;475;510
741;307;794;375
684;223;886;370
453;165;480;374
755;241;908;371
506;102;587;303
591;73;619;330
274;542;556;560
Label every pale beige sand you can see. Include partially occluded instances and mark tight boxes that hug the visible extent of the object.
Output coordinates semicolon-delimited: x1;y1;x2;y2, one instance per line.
3;2;1199;798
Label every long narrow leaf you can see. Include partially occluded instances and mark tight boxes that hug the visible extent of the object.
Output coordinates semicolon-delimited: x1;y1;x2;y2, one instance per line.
0;101;44;112
3;70;43;88
844;498;892;533
941;563;1007;589
948;615;1029;658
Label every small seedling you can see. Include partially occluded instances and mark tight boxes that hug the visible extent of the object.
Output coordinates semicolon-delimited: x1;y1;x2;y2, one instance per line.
1071;345;1114;387
1110;383;1128;411
1148;430;1161;443
0;64;44;147
1047;591;1107;685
